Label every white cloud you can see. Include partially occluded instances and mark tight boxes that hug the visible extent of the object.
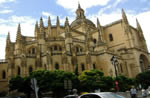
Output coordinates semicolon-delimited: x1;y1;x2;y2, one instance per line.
0;9;13;14
0;0;16;4
0;16;36;59
56;0;110;11
42;11;57;21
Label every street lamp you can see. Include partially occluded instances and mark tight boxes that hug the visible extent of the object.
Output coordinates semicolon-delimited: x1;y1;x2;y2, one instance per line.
110;56;119;77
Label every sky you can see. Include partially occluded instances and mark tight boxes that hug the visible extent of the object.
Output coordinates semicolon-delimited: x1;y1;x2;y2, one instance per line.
0;0;150;59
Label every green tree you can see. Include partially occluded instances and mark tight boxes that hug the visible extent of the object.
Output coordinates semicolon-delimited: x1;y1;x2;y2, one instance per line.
30;70;78;97
9;76;32;98
136;70;150;89
115;75;136;91
78;69;104;92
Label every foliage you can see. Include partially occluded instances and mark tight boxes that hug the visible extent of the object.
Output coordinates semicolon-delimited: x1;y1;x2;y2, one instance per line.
136;70;150;89
9;75;32;98
79;69;105;92
30;70;78;97
115;75;136;91
100;76;114;91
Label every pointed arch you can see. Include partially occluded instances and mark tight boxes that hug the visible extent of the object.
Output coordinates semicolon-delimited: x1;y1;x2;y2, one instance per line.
139;54;149;72
55;62;59;70
29;66;33;73
17;66;21;75
2;70;6;79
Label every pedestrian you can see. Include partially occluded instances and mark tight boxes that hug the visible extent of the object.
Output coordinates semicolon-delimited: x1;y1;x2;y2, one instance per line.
130;86;137;98
142;88;147;98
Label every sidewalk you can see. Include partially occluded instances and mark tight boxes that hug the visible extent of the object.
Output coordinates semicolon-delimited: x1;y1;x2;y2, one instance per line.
117;91;150;98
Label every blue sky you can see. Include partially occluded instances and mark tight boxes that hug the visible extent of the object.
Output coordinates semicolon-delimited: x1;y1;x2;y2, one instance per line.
0;0;150;59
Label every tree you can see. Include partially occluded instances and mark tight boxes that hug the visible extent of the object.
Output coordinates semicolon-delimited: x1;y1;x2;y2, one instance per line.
115;75;136;91
30;70;78;97
78;69;104;92
136;70;150;89
9;76;32;98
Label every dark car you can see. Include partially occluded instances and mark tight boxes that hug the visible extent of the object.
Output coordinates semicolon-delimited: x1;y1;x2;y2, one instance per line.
79;92;125;98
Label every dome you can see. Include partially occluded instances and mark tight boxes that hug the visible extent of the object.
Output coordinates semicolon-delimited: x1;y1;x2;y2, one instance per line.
71;18;96;28
71;4;95;28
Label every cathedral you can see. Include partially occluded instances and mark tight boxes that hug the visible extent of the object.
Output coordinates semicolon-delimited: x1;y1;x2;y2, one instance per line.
0;4;150;92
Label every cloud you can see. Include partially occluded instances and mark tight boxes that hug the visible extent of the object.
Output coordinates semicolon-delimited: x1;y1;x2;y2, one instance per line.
42;11;57;20
0;9;13;14
0;0;16;4
56;0;110;11
0;15;36;59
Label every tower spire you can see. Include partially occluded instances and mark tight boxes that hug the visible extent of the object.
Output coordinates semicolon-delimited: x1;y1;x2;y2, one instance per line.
65;17;70;37
48;16;52;37
40;17;44;33
7;32;11;43
97;18;103;43
76;3;85;19
56;16;60;36
122;9;129;24
78;2;81;9
35;21;40;38
65;17;69;27
136;18;144;38
56;16;60;27
16;23;22;42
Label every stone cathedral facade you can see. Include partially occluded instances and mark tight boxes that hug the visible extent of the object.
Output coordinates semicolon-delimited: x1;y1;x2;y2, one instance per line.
0;5;150;91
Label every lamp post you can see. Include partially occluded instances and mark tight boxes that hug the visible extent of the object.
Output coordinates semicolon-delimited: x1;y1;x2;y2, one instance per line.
110;56;119;77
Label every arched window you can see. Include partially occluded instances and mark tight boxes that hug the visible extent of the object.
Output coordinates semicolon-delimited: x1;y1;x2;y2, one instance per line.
109;34;113;41
76;47;79;52
2;70;6;79
93;64;96;69
120;64;123;73
28;50;31;54
55;63;59;70
32;48;35;54
17;66;21;75
29;66;33;73
139;54;149;72
93;39;97;44
54;46;57;51
81;64;85;71
80;48;83;52
59;47;62;51
44;64;47;70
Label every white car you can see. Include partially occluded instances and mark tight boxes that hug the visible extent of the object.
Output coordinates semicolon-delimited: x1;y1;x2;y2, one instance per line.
79;92;125;98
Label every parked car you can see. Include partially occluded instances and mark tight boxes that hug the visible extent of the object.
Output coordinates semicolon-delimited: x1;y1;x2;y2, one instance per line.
64;95;78;98
79;92;125;98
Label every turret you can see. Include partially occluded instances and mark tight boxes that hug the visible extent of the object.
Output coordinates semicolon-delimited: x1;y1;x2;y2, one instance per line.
56;16;60;36
97;18;104;44
15;24;23;55
34;21;40;39
136;19;144;39
122;9;135;48
122;9;129;25
40;17;45;39
16;23;22;43
136;19;147;51
48;16;52;37
6;32;11;59
76;3;85;19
